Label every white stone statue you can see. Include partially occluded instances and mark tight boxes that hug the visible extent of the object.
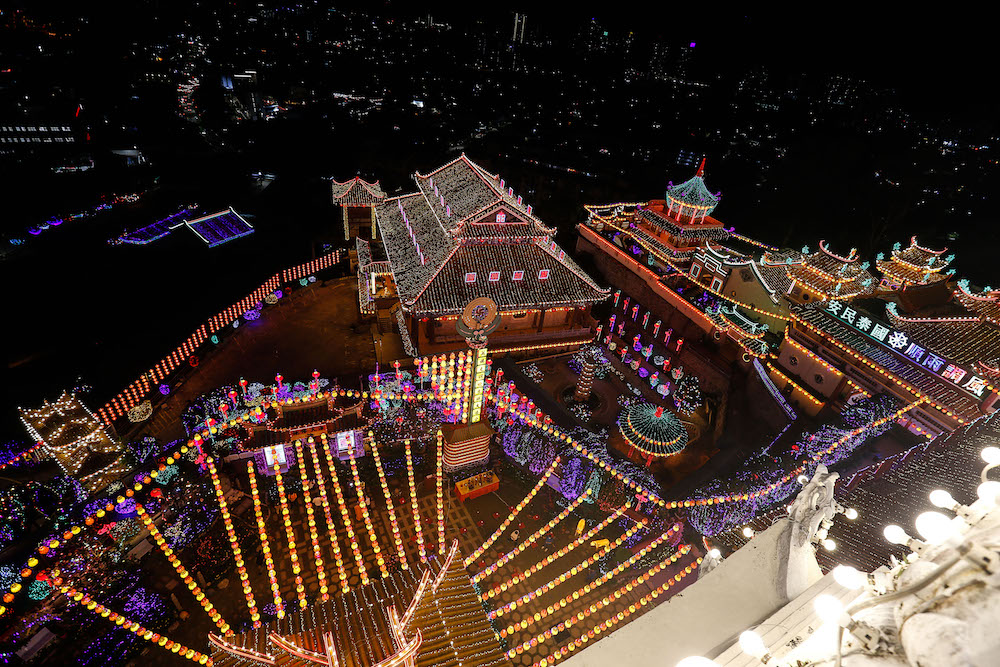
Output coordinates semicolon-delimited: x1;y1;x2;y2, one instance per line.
787;464;842;547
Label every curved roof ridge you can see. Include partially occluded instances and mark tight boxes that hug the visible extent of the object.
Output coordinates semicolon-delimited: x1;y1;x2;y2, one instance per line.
910;236;947;255
818;240;858;263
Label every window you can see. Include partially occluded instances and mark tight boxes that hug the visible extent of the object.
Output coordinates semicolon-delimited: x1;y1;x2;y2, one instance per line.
814;373;825;385
513;312;528;319
690;264;701;278
489;271;501;282
711;277;723;291
512;270;524;281
789;355;799;367
465;272;476;283
538;269;550;280
496;212;507;223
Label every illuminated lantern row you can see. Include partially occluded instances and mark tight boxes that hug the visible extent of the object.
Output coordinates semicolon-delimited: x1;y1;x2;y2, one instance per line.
529;556;704;667
465;456;561;568
498;542;689;641
135;504;230;634
320;434;369;586
347;445;388;579
488;519;662;619
473;489;593;585
0;449;187;617
436;430;445;555
0;442;43;471
294;440;330;600
246;460;284;618
404;439;427;564
309;436;350;593
368;433;408;570
206;457;259;627
506;545;694;656
482;505;630;600
59;584;212;665
272;463;307;609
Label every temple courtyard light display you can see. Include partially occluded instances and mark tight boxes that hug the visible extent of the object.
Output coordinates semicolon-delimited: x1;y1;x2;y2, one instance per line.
2;155;1000;667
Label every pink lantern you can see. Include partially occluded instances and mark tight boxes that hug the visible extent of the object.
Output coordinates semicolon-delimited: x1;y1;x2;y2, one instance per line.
275;373;284;390
219;403;229;419
239;378;248;395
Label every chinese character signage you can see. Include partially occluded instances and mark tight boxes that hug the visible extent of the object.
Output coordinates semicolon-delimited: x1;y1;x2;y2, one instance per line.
822;302;988;399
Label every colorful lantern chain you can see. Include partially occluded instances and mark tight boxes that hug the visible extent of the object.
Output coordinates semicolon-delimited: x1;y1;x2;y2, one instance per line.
309;435;350;593
321;435;369;586
206;457;259;627
436;430;446;555
465;456;561;568
247;460;284;618
404;439;427;563
272;463;307;608
482;505;630;601
294;439;330;600
135;504;230;634
348;444;389;578
368;433;408;569
473;489;592;584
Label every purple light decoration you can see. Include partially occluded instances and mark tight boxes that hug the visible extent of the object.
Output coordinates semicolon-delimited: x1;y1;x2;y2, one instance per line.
159;384;170;396
689;42;696;48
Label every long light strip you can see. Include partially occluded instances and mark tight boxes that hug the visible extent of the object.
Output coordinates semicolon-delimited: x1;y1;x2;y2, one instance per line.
404;439;427;563
464;456;561;568
272;463;307;608
309;435;350;593
529;556;703;667
206;456;259;627
321;436;369;586
348;443;389;578
59;583;212;664
489;519;660;620
247;460;284;618
135;504;230;634
436;430;446;555
294;439;330;600
369;433;408;569
481;505;629;601
472;489;592;584
506;545;693;657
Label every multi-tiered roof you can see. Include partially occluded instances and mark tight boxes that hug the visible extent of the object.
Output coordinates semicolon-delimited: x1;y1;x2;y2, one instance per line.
786;241;876;301
331;176;385;206
665;158;721;223
876;237;953;289
376;155;609;317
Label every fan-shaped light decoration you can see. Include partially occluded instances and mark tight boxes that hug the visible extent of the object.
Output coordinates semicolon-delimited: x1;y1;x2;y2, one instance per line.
617;403;688;458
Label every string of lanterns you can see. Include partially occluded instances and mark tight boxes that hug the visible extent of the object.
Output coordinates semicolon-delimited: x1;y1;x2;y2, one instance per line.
246;460;284;618
320;433;369;586
481;505;630;601
307;436;350;593
272;463;307;608
205;456;259;627
436;430;446;555
59;583;212;665
293;440;330;599
530;555;703;667
368;433;408;569
506;545;694;659
347;444;389;578
134;503;230;633
465;456;561;568
404;439;427;564
473;489;593;584
489;519;660;620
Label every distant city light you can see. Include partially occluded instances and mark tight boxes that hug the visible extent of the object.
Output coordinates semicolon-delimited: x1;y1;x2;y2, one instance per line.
689;42;696;48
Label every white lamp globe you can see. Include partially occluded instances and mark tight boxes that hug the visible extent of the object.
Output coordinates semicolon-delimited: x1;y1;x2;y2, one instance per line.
707;548;721;559
738;630;768;659
844;507;859;520
822;538;837;551
977;481;1000;504
929;489;955;509
814;594;845;625
742;526;755;539
832;565;866;590
981;447;1000;465
883;524;910;545
915;511;958;545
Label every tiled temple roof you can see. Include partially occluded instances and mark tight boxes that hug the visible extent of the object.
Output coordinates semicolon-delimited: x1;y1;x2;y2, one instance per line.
876;237;951;287
331;176;385;205
377;155;608;316
787;241;875;300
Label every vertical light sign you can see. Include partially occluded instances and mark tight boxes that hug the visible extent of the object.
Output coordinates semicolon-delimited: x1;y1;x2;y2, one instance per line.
469;347;488;423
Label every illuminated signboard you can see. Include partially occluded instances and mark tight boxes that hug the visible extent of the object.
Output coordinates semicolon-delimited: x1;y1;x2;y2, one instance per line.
264;445;287;468
469;347;488;423
821;301;989;400
332;429;364;460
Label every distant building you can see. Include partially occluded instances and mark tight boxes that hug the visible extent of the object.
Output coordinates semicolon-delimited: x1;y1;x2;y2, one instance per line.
332;176;385;240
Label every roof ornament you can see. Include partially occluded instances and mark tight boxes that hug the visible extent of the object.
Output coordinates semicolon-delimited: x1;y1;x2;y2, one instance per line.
944;254;956;264
860;261;870;271
877;252;885;261
695;157;706;178
958;278;971;291
802;245;810;254
893;241;902;252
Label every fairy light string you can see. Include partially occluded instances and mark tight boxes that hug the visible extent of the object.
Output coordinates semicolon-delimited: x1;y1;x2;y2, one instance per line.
246;459;284;618
272;462;307;608
368;432;408;569
294;439;330;600
404;439;427;564
309;435;350;593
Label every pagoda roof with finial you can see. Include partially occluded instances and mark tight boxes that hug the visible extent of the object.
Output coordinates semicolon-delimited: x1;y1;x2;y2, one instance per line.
786;240;876;300
876;236;953;287
331;176;385;206
665;158;721;214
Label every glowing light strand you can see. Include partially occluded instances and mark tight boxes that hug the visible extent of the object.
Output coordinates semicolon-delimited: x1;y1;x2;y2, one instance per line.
206;456;259;627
